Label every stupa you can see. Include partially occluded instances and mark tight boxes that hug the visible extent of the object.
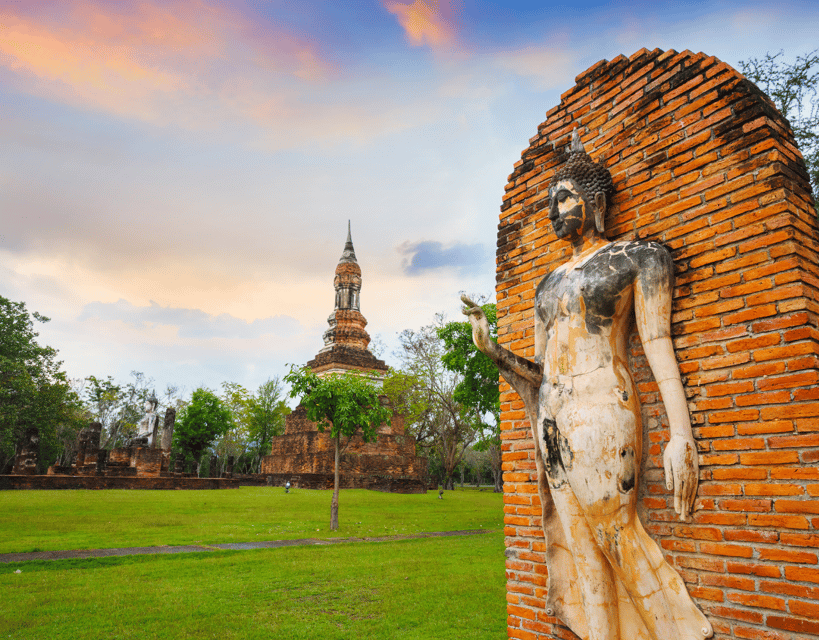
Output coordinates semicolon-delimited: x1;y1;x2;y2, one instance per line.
261;223;426;492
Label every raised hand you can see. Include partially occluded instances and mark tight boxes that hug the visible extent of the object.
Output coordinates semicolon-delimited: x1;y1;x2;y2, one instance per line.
460;294;493;354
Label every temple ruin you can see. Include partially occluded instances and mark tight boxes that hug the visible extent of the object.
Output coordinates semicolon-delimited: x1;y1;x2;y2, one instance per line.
261;223;427;493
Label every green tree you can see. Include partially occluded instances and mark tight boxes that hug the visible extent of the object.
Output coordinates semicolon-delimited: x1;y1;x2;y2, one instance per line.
284;367;392;530
173;388;233;475
247;377;290;472
382;369;436;448
740;49;819;211
438;302;503;492
385;317;478;490
215;382;253;473
83;376;122;439
0;295;84;472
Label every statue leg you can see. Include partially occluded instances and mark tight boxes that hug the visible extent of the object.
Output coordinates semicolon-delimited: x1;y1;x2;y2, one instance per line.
557;403;707;640
549;482;620;640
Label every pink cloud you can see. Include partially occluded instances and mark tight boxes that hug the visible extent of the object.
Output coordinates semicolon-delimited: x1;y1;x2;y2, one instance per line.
0;1;458;148
383;0;459;49
0;1;334;124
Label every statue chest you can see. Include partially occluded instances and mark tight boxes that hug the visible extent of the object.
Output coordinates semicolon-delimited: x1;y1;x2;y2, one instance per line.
537;260;635;336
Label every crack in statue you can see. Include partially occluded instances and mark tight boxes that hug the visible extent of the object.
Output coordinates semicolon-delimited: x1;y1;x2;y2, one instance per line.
462;132;713;640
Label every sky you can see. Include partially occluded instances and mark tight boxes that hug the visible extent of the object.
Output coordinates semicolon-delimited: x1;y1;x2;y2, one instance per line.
2;0;818;400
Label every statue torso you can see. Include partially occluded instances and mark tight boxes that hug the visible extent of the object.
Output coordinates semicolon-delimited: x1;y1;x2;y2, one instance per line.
534;240;671;419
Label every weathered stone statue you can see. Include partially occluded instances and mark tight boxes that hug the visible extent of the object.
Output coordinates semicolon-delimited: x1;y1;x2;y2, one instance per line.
462;132;712;640
96;449;109;474
131;393;159;448
161;407;176;451
11;427;40;475
75;422;101;468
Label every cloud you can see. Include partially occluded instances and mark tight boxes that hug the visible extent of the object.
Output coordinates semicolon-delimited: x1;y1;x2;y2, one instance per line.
0;1;339;134
491;45;580;91
398;240;487;275
78;299;302;340
383;0;458;50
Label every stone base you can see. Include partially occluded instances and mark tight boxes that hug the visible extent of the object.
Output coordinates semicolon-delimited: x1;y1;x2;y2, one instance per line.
259;472;427;493
0;475;240;490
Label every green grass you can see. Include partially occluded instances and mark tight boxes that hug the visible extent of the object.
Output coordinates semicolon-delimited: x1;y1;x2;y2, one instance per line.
0;488;507;638
0;487;504;553
0;529;506;639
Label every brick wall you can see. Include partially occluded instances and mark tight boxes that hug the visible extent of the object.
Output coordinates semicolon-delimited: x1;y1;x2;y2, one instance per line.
0;476;240;490
260;405;428;493
497;49;819;640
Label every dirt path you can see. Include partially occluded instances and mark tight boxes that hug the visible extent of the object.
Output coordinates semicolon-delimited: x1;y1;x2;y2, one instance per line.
0;529;495;564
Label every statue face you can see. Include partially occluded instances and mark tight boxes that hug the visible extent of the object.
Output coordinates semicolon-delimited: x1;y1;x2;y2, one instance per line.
548;179;589;240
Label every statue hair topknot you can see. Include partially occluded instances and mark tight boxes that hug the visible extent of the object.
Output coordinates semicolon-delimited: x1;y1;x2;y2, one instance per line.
549;130;613;201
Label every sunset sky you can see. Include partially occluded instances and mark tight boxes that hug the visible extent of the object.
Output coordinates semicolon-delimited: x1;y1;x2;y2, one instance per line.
2;0;817;398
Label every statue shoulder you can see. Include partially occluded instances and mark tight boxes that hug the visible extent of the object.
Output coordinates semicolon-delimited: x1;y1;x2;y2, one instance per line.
535;265;561;297
614;240;673;271
612;240;674;290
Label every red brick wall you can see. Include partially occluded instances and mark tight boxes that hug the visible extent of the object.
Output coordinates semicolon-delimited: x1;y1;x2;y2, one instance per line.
497;48;819;640
260;405;427;492
0;476;239;490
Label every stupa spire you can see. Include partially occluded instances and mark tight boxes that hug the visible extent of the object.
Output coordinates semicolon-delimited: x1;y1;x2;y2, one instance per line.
306;222;388;379
339;219;357;264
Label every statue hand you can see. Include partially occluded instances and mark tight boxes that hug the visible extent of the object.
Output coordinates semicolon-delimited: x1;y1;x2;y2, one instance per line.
460;295;493;354
663;434;699;522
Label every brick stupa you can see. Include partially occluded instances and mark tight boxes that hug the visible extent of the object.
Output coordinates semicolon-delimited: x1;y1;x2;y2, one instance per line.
261;223;427;492
306;221;389;379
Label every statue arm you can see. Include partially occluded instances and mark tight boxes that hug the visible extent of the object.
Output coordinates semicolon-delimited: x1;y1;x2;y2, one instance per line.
633;248;698;522
460;295;542;390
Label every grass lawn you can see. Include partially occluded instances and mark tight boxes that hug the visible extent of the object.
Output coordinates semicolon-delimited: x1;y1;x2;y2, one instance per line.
1;533;506;639
0;488;506;639
0;486;504;553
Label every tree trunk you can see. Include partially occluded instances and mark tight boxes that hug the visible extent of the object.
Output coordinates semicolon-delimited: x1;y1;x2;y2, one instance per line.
102;419;121;449
330;434;340;531
490;443;503;493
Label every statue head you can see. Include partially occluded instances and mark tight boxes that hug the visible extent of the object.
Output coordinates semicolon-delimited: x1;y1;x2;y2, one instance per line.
548;131;613;239
144;392;158;413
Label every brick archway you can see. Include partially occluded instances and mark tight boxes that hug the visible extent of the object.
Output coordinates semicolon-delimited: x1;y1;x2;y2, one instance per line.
497;48;819;640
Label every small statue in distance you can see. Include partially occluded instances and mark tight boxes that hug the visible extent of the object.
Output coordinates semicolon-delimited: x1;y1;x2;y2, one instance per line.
131;392;160;448
462;131;712;640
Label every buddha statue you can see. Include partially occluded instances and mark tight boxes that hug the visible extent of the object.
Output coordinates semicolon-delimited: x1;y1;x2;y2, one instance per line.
462;131;712;640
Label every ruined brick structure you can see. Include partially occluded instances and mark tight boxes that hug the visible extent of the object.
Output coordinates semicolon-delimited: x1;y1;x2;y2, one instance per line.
5;409;216;489
48;420;171;478
262;224;427;493
498;50;819;639
10;427;40;475
0;475;238;490
262;405;426;492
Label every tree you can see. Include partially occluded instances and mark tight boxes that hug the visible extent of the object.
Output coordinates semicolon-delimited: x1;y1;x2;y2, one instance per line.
438;302;503;492
0;296;84;472
172;388;233;474
740;49;819;211
84;371;157;448
83;375;122;445
247;377;290;472
386;317;479;490
284;367;392;531
214;382;253;473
